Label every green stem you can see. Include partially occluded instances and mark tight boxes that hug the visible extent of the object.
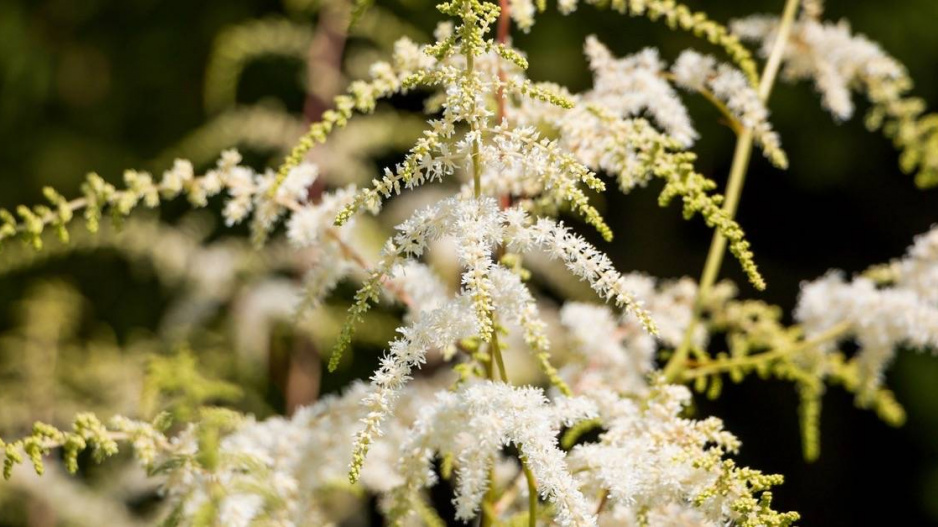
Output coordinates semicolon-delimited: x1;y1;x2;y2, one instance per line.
480;0;516;520
480;334;503;527
481;486;496;527
522;458;537;527
595;491;608;515
465;49;482;200
660;72;743;134
472;140;482;199
472;125;482;199
680;321;852;380
663;0;800;382
491;330;508;383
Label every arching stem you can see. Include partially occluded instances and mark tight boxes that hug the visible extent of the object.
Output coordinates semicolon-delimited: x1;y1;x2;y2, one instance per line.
664;0;801;382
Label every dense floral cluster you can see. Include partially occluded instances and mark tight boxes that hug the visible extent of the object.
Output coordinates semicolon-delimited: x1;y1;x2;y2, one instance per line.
731;8;938;187
796;227;938;400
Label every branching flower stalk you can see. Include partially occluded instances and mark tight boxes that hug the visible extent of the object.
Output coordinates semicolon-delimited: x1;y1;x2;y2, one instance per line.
679;320;853;381
663;0;801;382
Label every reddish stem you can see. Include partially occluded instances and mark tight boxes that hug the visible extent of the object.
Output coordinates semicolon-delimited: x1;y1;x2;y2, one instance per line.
303;4;349;124
496;0;512;210
495;0;510;123
303;2;350;203
285;2;351;413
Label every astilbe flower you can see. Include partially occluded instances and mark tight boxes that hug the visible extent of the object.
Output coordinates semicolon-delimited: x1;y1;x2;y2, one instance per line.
270;34;442;188
559;275;704;396
349;293;480;484
795;225;938;400
344;196;656;482
512;99;767;289
895;225;938;304
487;265;571;393
315;0;669;487
388;261;451;321
730;12;905;122
286;184;366;312
671;49;788;168
135;338;795;527
209;152;374;313
731;9;938;188
583;36;697;146
546;36;785;168
470;121;610;236
507;0;541;32
560;301;655;396
568;384;797;527
391;381;598;526
0;148;380;321
138;379;448;527
336;53;610;241
518;0;761;86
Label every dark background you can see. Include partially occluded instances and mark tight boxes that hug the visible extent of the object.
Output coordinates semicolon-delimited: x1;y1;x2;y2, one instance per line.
0;0;936;524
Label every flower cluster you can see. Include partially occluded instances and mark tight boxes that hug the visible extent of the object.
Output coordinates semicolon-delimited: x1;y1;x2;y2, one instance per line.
583;37;696;147
559;275;704;396
511;39;771;289
392;381;597;526
795;226;938;400
569;384;797;527
1;0;936;526
732;9;938;187
671;49;787;168
341;195;657;482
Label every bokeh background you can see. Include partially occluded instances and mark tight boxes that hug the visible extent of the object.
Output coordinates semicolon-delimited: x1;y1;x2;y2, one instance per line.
1;0;936;525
